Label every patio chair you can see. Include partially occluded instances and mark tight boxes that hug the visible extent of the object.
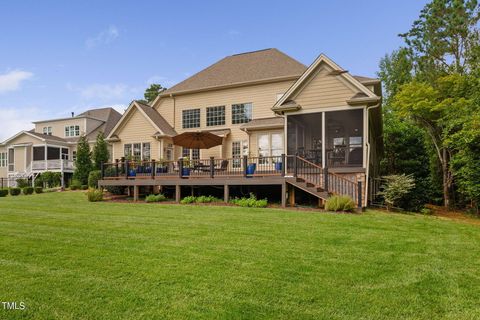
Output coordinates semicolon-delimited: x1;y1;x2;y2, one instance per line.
215;160;229;172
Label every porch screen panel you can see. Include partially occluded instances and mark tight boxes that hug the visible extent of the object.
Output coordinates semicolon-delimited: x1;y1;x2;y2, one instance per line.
325;109;363;167
47;147;60;160
33;147;45;161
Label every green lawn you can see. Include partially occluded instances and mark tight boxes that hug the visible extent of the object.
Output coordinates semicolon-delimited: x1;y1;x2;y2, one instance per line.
1;192;479;319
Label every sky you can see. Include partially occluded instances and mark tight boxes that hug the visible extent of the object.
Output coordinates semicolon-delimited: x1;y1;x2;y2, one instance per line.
0;0;428;141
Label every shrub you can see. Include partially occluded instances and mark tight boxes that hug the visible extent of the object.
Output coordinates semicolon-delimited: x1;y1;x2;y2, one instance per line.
145;194;167;203
38;171;62;188
230;193;268;208
196;195;221;203
81;185;88;190
88;170;102;188
34;187;43;194
16;179;30;188
22;187;34;195
70;179;81;190
0;189;8;197
9;188;21;196
420;207;432;215
180;196;196;204
34;177;43;188
379;174;416;211
105;186;125;195
86;188;103;202
325;195;356;212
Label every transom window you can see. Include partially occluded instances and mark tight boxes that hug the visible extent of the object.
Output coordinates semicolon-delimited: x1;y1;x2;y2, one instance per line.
43;127;52;135
206;105;225;126
0;152;6;167
182;109;200;129
232;103;252;124
65;125;80;137
124;143;151;161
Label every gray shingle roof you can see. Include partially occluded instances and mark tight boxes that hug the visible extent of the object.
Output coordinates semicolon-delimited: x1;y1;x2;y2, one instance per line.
240;117;284;130
135;101;177;136
161;49;307;96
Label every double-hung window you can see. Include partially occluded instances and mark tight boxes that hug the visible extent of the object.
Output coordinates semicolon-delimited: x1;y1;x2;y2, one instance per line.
182;109;200;128
232;103;252;124
232;141;248;168
0;152;6;167
43;127;52;135
65;125;80;137
142;143;151;161
124;143;151;161
182;148;200;160
206;106;225;126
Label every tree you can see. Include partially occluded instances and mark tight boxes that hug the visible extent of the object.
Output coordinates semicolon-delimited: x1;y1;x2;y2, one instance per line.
144;84;166;103
378;48;414;103
92;132;109;170
73;135;92;185
379;174;416;211
400;0;480;79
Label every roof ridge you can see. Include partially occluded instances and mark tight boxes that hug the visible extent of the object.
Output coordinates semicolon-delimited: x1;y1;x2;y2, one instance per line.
231;48;274;56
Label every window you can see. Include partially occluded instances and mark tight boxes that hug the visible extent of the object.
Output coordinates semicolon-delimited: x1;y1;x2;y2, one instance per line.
232;103;252;124
65;125;80;137
133;143;141;161
182;109;200;128
0;152;6;167
124;143;150;161
182;148;200;160
8;149;14;171
232;141;248;168
206;106;225;126
142;143;150;161
61;148;69;160
43;127;52;135
72;151;77;162
258;132;283;164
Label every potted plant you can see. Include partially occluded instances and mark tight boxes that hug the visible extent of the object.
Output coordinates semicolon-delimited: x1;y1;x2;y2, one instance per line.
181;156;191;177
156;158;168;173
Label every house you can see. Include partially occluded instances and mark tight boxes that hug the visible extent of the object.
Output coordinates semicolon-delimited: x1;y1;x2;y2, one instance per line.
0;107;122;187
101;48;382;208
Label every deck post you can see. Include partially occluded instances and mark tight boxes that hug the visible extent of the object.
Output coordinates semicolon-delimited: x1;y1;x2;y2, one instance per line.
133;185;139;202
293;154;298;177
281;154;286;177
324;167;329;192
210;157;214;178
357;181;362;209
289;185;295;207
175;184;181;203
224;184;229;203
243;155;248;177
178;159;183;178
281;182;286;208
151;160;155;179
125;160;129;179
115;159;119;177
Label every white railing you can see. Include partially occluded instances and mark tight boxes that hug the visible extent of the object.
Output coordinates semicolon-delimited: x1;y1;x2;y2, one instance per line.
31;160;74;171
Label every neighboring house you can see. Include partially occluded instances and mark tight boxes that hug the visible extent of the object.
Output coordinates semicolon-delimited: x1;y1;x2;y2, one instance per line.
103;48;382;208
0;107;122;187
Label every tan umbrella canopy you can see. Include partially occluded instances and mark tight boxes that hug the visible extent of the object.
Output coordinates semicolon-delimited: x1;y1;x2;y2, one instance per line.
172;131;223;149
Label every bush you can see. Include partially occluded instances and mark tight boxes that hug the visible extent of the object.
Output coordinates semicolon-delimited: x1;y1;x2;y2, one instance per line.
180;196;196;204
22;187;34;195
81;185;88;190
70;179;81;190
16;179;30;188
196;195;221;203
0;189;8;197
9;188;21;196
86;188;103;202
88;170;102;188
420;207;432;215
105;186;125;195
325;195;356;212
379;174;416;211
38;171;61;188
34;187;43;194
145;194;167;203
34;178;43;188
230;193;268;208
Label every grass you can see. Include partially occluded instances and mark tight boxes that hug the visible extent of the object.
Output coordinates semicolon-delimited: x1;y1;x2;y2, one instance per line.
1;192;480;319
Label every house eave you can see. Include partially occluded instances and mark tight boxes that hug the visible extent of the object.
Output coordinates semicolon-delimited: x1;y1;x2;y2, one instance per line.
346;96;381;106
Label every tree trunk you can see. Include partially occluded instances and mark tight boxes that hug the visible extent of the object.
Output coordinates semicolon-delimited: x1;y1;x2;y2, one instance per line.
442;148;450;209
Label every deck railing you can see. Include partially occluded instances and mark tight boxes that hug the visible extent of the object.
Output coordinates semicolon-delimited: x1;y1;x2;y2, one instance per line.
101;155;286;180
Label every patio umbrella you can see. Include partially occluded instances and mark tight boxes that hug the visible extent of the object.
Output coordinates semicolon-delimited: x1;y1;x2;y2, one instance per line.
172;131;223;149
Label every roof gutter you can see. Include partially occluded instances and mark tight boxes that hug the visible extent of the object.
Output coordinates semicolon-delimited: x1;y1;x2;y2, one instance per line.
365;102;381;207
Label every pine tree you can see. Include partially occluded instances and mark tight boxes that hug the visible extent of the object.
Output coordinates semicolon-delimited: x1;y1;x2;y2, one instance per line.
92;132;109;170
73;135;92;185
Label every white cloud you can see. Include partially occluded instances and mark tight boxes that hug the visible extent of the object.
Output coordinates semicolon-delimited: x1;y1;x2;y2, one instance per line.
85;25;119;49
0;70;34;94
0;107;45;142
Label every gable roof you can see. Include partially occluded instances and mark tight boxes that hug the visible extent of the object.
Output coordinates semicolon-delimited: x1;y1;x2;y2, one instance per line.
107;101;176;139
1;130;68;146
158;49;307;98
272;53;380;112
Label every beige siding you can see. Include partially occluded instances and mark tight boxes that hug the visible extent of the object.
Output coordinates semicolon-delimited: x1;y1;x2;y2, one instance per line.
34;118;85;138
294;65;356;109
8;133;44;145
13;146;26;172
111;108;160;160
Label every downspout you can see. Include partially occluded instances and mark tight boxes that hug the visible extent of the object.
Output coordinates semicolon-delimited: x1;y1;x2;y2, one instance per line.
365;102;381;207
